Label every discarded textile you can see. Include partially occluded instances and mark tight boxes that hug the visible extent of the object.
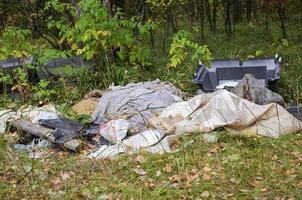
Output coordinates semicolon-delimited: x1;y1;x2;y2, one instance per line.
38;117;84;143
231;74;285;106
123;129;165;149
88;143;127;158
0;104;58;134
150;90;302;138
99;119;129;144
88;129;172;159
91;79;184;135
0;110;16;133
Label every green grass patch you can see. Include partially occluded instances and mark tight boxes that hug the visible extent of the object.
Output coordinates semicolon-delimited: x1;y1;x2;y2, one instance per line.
1;131;302;199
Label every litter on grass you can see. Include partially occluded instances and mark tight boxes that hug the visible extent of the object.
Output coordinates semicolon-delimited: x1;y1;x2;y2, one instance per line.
2;78;302;159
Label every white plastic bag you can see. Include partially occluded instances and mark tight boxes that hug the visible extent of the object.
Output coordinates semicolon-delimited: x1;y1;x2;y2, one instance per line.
99;119;129;144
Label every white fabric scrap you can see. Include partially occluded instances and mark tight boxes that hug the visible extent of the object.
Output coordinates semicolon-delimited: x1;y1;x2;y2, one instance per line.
88;144;127;159
19;104;58;123
0;104;59;134
0;110;16;133
123;129;165;149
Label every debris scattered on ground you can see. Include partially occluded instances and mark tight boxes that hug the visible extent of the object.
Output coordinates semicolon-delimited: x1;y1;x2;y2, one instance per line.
88;143;127;158
10;119;83;152
231;74;285;106
71;89;103;116
2;78;302;159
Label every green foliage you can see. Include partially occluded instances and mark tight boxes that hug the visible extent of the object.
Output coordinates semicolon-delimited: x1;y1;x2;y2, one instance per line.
0;27;34;59
168;31;212;68
247;50;264;58
46;0;156;68
11;68;31;100
146;0;188;21
32;80;56;103
0;71;13;86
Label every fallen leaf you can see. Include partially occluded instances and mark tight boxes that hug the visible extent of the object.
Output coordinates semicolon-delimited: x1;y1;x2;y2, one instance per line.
135;155;146;163
169;175;181;183
155;170;162;177
60;172;71;181
186;174;198;182
99;194;113;200
51;179;61;185
203;166;211;172
271;155;278;161
133;167;147;176
165;164;173;173
260;188;268;192
202;174;211;181
200;191;210;198
230;178;236;184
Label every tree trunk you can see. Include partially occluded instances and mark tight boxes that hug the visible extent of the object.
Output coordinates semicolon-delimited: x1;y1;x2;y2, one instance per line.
205;0;213;32
246;0;252;21
252;0;258;21
199;0;205;40
224;0;232;39
233;0;243;23
277;0;287;39
168;8;177;33
213;0;218;32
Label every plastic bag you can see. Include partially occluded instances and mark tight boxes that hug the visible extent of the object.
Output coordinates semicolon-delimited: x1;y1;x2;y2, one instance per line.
99;119;129;144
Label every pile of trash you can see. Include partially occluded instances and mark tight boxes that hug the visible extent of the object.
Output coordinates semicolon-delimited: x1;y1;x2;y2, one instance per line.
1;77;302;159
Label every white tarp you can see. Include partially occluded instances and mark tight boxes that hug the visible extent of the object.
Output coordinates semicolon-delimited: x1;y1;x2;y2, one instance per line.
150;90;302;138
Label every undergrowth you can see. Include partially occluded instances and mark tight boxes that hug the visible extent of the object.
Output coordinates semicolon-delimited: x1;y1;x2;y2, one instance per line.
1;131;302;199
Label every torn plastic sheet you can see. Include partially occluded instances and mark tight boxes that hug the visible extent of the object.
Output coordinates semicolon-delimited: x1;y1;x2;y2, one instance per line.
88;143;127;159
19;104;58;123
0;110;16;133
88;129;171;159
99;119;129;144
123;129;165;149
144;135;173;154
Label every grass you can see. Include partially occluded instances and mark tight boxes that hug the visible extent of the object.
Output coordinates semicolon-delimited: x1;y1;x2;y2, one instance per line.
1;19;302;200
1;131;302;199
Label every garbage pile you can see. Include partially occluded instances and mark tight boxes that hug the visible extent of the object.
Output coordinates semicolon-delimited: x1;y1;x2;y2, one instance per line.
1;80;184;157
1;77;302;159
